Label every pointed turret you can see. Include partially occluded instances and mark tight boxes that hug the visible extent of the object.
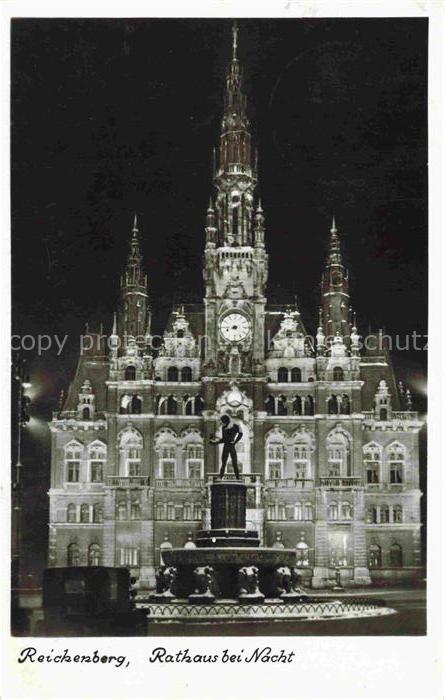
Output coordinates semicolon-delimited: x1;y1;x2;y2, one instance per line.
321;217;351;343
118;215;151;344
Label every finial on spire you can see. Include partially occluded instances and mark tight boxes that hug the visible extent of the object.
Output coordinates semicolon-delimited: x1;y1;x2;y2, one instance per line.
331;215;337;233
132;212;138;234
232;20;238;60
112;312;117;336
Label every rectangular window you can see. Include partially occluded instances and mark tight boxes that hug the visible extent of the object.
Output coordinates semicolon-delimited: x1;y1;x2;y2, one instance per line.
267;444;284;479
90;461;103;482
163;462;176;480
67;461;80;482
119;547;140;567
366;462;379;484
127;447;141;476
187;460;202;479
390;463;403;484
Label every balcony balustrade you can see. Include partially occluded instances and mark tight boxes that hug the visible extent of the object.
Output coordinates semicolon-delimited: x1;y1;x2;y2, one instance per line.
318;476;361;488
265;478;314;489
206;473;262;485
154;478;204;489
106;476;149;487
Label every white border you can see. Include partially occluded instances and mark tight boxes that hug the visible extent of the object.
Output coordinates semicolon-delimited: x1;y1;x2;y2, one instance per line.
1;2;442;699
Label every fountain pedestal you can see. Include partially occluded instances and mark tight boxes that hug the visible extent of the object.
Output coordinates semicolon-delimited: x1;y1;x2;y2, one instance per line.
196;480;260;548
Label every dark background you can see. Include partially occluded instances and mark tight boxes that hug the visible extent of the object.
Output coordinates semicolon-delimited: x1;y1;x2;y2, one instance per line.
11;18;428;585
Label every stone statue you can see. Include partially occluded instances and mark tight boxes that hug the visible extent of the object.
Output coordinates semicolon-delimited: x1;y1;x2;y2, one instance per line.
192;566;217;597
210;414;243;479
238;565;263;599
272;566;306;599
154;565;177;597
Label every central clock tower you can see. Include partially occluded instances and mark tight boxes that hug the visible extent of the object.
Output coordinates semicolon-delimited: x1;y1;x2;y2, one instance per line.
203;23;268;379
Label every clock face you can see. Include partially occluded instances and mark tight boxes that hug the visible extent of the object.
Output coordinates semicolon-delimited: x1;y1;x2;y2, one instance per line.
220;313;251;342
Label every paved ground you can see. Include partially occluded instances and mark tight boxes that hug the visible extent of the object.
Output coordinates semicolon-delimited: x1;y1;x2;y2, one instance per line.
145;587;426;637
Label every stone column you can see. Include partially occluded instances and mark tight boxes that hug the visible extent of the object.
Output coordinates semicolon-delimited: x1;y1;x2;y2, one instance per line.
139;487;156;589
102;488;116;567
311;488;330;588
352;489;371;585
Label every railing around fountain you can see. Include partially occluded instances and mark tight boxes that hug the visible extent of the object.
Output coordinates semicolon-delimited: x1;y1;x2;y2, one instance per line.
318;476;362;488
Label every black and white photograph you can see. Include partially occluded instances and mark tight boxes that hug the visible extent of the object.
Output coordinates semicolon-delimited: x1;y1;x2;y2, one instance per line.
3;2;443;699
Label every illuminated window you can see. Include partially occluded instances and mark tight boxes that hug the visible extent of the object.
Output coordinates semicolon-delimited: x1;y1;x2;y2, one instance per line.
328;502;338;520
267;443;284;480
88;442;106;482
65;443;82;482
294;443;310;479
364;444;381;484
186;444;203;479
80;504;90;523
118;547;140;567
388;445;405;484
160;445;176;480
88;544;101;567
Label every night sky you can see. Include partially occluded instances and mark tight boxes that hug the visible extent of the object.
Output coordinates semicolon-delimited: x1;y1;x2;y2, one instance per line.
11;18;428;580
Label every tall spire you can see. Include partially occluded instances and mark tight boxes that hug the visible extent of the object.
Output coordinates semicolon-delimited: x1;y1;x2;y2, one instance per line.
119;215;151;342
211;22;258;247
320;217;351;342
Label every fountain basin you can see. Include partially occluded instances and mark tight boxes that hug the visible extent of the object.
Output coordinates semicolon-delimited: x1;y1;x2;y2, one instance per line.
162;547;297;568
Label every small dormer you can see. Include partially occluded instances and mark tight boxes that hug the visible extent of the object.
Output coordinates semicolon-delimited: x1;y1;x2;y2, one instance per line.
77;379;95;420
374;379;392;420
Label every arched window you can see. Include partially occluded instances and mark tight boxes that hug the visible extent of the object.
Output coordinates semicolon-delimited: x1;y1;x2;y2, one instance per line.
159;445;176;480
341;502;353;520
119;428;143;477
364;444;381;484
369;543;382;569
267;504;277;521
389;543;403;567
388;444;405;484
304;502;314;520
293;502;303;520
183;503;192;520
292;396;302;415
291;367;302;383
277;396;287;416
80;504;90;523
193;504;202;521
167;366;179;382
130;502;141;520
327;430;350;477
296;540;309;566
117;501;127;520
304;395;314;415
195;395;204;416
393;505;403;523
65;442;82;483
293;443;310;479
333;366;344;381
93;503;103;523
265;396;275;416
166;395;178;415
131;395;142;414
156;503;165;520
88;441;106;483
88;544;101;567
67;504;76;523
120;394;131;414
366;506;377;524
380;504;390;523
341;395;350;414
277;367;289;383
327;395;339;414
67;543;80;567
266;442;284;480
278;503;286;520
125;365;136;381
82;407;90;420
166;503;175;521
328;502;338;520
186;444;203;479
184;395;193;415
181;366;192;382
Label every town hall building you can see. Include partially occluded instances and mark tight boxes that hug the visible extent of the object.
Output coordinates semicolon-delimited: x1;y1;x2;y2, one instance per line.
48;25;423;589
